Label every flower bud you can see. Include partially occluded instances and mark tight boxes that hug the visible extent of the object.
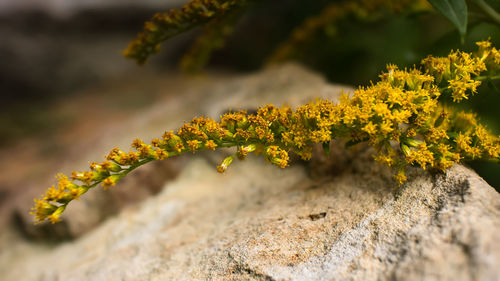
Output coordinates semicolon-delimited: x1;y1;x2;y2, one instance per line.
68;186;87;200
400;144;411;156
101;161;122;172
205;140;217;151
404;138;424;148
237;144;257;159
225;121;235;133
102;174;121;189
217;155;234;173
48;205;66;224
151;138;164;147
154;148;168;160
167;134;184;152
236;116;248;129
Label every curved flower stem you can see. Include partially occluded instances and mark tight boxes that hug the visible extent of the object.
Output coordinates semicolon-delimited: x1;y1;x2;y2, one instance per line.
32;40;500;224
475;74;500;81
82;141;241;194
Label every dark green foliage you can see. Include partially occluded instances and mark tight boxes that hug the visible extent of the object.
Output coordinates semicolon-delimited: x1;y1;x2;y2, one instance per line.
429;0;468;38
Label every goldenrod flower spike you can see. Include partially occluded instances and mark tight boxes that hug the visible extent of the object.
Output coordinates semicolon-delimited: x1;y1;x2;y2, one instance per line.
124;0;254;64
268;0;431;63
32;41;500;224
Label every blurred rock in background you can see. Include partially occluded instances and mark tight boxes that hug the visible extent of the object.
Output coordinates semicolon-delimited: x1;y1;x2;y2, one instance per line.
0;0;192;146
0;0;184;17
0;0;197;240
0;0;185;104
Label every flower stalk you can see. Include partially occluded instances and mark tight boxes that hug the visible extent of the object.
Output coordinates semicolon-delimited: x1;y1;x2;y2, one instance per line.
32;41;500;224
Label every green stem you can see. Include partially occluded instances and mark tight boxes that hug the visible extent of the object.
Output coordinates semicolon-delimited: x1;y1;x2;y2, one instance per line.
471;0;500;26
475;74;500;81
104;141;241;185
58;141;244;214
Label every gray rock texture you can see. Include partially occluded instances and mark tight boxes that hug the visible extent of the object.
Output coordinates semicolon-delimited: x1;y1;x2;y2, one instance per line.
0;0;186;108
1;64;499;280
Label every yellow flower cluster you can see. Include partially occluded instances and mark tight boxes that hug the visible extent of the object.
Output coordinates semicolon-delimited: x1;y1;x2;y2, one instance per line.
32;41;500;224
268;0;431;63
124;0;251;64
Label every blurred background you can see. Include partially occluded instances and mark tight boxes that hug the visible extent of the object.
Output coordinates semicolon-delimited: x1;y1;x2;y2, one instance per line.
0;0;499;223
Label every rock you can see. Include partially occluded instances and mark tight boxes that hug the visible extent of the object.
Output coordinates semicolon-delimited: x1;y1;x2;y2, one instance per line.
1;64;499;280
6;64;346;239
14;160;185;241
1;154;499;280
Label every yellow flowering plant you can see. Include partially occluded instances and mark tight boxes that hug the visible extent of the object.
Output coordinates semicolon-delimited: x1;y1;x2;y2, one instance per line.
123;0;254;65
32;41;500;224
268;0;432;64
124;0;500;73
125;0;433;71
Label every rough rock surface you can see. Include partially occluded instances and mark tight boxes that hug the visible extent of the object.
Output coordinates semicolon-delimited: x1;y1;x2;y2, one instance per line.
6;63;344;239
1;65;499;280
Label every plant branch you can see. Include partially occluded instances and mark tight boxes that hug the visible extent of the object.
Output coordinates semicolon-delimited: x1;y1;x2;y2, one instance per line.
471;0;500;26
475;74;500;81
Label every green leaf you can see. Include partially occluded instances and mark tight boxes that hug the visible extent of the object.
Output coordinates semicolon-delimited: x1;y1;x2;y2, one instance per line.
322;142;331;157
486;78;500;94
429;0;468;38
